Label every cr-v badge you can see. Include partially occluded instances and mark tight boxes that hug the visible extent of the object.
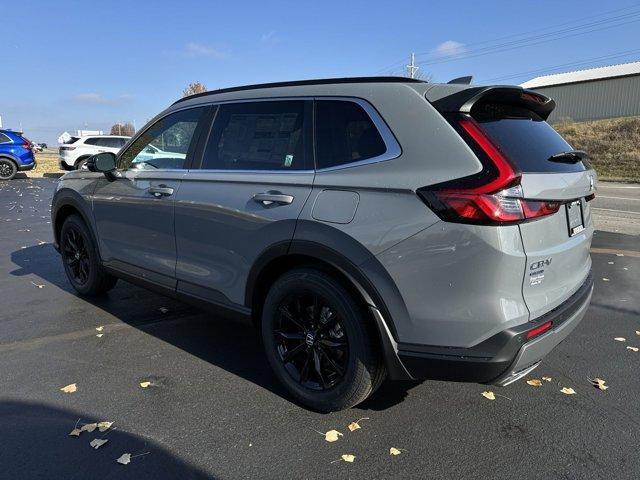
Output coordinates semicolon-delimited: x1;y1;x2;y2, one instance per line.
529;258;552;286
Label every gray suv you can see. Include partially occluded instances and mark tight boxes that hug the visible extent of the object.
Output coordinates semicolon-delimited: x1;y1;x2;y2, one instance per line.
51;78;595;411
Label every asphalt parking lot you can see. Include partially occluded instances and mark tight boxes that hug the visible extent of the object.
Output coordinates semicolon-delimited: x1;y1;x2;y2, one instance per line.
1;178;639;480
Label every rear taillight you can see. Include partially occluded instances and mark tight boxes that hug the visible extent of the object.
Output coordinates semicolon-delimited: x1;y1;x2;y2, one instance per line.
418;115;562;225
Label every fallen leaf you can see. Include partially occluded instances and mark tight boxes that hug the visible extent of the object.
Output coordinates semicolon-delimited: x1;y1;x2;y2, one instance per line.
81;423;97;433
325;430;343;442
602;278;610;282
90;438;109;449
60;383;77;393
159;307;169;314
389;447;402;456
614;337;626;342
526;379;543;387
96;334;103;338
616;253;624;257
481;391;495;400
590;378;608;391
116;453;131;465
98;421;113;432
341;454;355;463
560;387;576;395
636;331;640;336
347;417;369;432
139;381;152;388
69;428;82;437
626;346;639;352
542;376;552;382
607;261;614;265
31;281;44;288
95;326;104;332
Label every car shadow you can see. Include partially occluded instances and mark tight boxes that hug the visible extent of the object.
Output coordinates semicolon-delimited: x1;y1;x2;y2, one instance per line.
0;400;213;479
10;245;417;412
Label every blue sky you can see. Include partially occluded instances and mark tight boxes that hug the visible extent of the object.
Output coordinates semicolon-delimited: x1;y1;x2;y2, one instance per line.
2;0;640;144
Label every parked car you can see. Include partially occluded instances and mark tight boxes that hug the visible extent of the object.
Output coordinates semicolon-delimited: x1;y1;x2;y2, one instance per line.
51;77;596;411
58;135;130;170
0;129;36;180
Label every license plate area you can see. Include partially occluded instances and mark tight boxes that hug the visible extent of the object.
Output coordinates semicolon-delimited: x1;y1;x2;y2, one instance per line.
565;200;584;237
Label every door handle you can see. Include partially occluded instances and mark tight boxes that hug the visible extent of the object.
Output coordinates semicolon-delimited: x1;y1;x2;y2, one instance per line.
252;192;294;206
148;185;174;198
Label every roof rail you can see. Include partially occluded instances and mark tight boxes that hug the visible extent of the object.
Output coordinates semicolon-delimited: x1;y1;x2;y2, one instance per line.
173;76;426;105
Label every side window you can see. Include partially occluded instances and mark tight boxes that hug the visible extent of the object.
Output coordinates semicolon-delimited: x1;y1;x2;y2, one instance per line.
0;133;11;144
118;138;129;148
119;107;207;170
202;100;308;171
84;137;100;146
315;100;387;169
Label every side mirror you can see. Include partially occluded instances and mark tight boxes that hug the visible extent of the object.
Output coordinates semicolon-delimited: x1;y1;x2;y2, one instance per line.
87;152;120;181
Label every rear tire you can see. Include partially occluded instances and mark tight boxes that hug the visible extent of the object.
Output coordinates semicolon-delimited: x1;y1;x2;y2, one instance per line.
60;214;117;295
261;268;385;412
0;158;17;180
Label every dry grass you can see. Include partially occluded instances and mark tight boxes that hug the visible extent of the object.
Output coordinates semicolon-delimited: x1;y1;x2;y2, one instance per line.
16;150;65;178
555;116;640;183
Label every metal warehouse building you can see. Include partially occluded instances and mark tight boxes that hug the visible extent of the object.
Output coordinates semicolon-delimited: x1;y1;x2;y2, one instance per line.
520;61;640;123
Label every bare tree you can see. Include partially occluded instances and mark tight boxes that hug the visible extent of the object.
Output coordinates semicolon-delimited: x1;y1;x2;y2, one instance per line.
110;122;136;136
182;82;208;97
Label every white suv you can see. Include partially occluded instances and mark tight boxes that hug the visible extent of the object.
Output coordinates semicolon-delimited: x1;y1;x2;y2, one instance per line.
59;135;130;170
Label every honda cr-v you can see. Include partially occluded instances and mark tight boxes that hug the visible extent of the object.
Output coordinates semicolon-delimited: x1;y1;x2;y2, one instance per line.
51;78;595;411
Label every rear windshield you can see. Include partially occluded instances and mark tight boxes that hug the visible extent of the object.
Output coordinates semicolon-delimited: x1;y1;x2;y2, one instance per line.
65;137;80;144
473;103;588;173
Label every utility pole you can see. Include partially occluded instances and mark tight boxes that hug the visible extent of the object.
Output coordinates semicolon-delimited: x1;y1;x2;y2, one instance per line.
406;52;419;79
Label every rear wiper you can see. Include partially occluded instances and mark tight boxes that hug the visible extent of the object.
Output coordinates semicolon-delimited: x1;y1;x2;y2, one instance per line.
547;150;588;163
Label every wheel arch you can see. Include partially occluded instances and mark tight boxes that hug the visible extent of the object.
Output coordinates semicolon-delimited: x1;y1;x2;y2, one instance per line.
52;189;99;256
0;154;19;168
246;239;413;380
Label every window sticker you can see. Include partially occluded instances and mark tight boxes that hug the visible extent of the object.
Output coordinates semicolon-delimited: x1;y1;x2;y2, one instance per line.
284;154;294;167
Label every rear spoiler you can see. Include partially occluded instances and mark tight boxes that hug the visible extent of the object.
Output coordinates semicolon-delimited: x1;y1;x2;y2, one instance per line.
428;86;556;121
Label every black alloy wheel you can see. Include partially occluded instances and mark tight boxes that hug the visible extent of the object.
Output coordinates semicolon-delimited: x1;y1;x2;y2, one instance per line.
62;226;90;286
59;214;117;295
0;159;17;180
274;291;349;391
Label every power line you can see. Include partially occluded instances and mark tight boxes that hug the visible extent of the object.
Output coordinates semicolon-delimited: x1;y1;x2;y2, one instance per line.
477;48;640;84
415;15;640;68
372;3;640;74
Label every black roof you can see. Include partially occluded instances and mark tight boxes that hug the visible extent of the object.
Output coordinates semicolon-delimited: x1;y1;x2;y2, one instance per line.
173;76;426;105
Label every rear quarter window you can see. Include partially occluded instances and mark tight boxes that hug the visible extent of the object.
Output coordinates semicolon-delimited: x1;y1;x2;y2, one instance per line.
473;104;588;173
0;133;11;144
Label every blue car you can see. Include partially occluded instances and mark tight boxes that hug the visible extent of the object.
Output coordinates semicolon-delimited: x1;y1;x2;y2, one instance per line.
0;129;36;180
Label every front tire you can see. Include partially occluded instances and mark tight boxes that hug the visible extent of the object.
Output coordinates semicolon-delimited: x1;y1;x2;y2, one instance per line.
261;268;384;411
0;158;17;180
60;214;117;295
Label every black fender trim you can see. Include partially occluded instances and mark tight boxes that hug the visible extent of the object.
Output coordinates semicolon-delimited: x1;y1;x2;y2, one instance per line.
51;188;99;255
245;232;414;380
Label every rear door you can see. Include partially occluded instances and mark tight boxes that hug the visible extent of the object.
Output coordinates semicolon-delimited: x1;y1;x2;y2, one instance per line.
174;99;314;307
474;102;596;319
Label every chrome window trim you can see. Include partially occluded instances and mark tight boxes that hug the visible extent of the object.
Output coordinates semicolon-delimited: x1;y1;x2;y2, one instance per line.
191;96;401;174
120;96;402;174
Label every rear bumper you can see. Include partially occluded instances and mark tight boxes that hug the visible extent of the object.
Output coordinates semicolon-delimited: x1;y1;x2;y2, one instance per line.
396;270;594;384
18;159;36;171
